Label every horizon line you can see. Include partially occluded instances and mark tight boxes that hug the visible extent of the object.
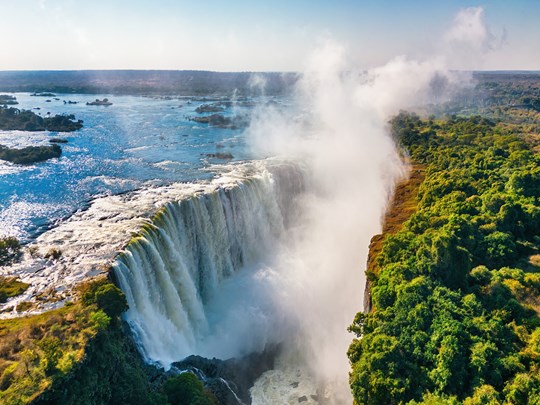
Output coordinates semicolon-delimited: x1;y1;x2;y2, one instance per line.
0;69;538;74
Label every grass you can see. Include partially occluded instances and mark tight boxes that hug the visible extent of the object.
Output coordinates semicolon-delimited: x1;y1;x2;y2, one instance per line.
0;278;112;404
0;278;29;304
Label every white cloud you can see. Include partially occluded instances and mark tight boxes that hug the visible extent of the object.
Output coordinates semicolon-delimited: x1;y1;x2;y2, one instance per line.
445;7;489;49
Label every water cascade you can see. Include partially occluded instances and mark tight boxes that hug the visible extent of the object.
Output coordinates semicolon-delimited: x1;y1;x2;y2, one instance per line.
113;163;305;367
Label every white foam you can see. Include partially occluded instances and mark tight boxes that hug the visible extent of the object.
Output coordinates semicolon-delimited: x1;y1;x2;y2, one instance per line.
0;160;278;317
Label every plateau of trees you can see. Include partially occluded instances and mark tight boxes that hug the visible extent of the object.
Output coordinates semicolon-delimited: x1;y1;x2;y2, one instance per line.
349;113;540;404
0;106;82;132
0;144;62;164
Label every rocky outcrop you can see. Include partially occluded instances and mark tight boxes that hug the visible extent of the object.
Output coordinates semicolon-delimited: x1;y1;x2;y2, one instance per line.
189;113;249;129
0;95;18;105
195;103;225;113
0;144;61;164
172;344;280;404
86;98;112;106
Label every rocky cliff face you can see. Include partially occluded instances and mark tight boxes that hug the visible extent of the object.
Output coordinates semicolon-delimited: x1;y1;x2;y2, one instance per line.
363;164;425;313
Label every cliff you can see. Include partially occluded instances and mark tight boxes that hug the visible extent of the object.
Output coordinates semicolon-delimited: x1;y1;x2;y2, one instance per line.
364;163;425;312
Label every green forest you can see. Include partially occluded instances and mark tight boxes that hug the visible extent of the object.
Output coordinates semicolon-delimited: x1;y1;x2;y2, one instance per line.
349;113;540;404
0;106;82;132
2;74;540;404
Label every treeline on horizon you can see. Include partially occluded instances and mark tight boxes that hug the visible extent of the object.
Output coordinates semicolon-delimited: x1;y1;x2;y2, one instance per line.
348;113;540;404
0;70;299;96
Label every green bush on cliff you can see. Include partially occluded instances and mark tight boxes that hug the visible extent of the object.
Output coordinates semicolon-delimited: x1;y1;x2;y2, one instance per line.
164;372;216;405
349;113;540;404
0;277;29;304
83;281;128;318
0;237;22;266
0;277;164;404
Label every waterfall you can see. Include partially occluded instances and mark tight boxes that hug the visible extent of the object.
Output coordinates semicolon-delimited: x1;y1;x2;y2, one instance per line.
113;163;304;367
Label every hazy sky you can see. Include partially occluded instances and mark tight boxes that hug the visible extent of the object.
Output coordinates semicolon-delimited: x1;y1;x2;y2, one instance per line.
0;0;539;71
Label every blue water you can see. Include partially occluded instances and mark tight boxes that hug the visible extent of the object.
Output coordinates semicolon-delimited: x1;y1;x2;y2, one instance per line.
0;93;259;241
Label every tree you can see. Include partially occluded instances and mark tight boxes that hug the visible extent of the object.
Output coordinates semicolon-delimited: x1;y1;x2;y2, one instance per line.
0;237;21;266
94;284;128;318
163;372;215;405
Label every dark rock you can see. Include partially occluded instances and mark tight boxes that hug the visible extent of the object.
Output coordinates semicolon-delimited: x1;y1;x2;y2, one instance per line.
0;95;18;105
188;113;249;129
172;344;280;405
195;103;225;113
31;92;56;97
86;98;112;106
0;144;62;164
49;138;68;144
206;152;233;160
298;396;308;403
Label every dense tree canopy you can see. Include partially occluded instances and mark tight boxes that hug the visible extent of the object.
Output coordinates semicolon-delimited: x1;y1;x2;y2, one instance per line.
0;106;82;132
349;113;540;404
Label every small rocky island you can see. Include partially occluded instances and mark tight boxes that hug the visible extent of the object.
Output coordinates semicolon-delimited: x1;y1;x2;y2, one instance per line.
0;144;62;164
86;98;112;106
0;106;83;132
31;92;56;97
0;94;18;105
189;113;249;129
0;106;82;164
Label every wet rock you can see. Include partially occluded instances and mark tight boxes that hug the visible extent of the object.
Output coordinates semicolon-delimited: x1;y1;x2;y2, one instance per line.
188;113;249;129
195;103;225;113
31;92;56;97
206;152;233;160
86;98;112;106
172;344;280;404
49;138;68;144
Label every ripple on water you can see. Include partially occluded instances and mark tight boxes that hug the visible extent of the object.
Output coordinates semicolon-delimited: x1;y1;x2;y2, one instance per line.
0;200;70;240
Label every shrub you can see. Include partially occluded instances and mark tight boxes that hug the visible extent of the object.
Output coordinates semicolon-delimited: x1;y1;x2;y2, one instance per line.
164;372;215;405
94;284;128;318
0;237;21;266
44;248;62;260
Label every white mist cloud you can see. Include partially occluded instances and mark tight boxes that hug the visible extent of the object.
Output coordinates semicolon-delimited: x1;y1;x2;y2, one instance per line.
445;7;489;49
246;6;494;403
442;6;506;69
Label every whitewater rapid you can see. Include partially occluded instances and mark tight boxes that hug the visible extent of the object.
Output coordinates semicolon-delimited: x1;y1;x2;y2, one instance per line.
0;160;294;318
113;163;305;365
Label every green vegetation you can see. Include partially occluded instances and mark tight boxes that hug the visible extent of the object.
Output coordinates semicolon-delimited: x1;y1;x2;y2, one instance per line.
0;275;219;404
0;278;29;304
440;73;540;135
0;237;22;266
0;106;83;132
163;372;216;405
0;144;62;165
0;95;18;106
0;70;297;96
349;113;540;404
0;277;166;404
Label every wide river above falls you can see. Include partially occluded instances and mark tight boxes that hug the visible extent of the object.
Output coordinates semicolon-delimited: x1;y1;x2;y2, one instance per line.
0;92;273;241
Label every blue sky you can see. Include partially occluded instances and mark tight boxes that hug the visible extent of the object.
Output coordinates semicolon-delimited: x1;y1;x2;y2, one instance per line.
0;0;539;71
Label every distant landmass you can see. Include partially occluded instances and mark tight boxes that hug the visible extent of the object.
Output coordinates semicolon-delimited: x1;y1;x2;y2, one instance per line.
0;70;299;96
